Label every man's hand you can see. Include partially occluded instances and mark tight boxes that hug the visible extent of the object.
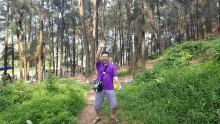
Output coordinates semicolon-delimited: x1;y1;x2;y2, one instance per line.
118;85;121;91
99;40;106;48
96;40;106;63
113;76;121;91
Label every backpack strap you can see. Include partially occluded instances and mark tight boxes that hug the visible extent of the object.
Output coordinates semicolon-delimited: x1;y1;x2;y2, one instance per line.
100;65;108;81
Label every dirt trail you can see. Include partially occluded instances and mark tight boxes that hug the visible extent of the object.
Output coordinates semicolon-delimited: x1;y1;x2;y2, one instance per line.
76;60;156;124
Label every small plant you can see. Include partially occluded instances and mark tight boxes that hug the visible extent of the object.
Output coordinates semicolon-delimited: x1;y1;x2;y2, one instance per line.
0;78;90;123
118;69;132;77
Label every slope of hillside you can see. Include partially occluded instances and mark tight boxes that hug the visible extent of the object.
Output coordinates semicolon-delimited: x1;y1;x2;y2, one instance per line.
101;37;220;123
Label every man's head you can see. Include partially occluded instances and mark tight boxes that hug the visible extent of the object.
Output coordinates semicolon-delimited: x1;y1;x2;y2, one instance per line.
101;52;109;64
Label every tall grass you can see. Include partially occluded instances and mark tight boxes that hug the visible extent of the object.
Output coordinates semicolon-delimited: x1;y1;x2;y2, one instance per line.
0;78;90;124
102;37;220;123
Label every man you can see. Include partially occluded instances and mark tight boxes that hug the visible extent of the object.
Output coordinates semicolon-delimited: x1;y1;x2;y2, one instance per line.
93;40;121;123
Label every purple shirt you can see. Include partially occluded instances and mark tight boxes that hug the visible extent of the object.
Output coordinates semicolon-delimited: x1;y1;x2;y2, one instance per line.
96;60;118;90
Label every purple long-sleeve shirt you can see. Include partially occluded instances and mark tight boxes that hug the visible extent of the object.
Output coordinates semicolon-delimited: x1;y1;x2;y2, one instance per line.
96;60;118;90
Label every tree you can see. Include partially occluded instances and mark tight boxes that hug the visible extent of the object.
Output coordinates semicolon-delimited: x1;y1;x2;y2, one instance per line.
3;0;9;80
38;0;44;82
126;0;133;68
27;0;33;80
140;0;145;68
78;0;90;77
60;0;64;77
103;0;107;52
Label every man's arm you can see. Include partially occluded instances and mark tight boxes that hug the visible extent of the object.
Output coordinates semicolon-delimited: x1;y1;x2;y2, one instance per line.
95;47;102;63
95;40;106;63
113;76;121;91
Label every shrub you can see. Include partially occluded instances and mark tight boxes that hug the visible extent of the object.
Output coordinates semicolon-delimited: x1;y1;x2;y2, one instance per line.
0;78;90;124
118;69;132;77
114;62;220;123
102;38;220;123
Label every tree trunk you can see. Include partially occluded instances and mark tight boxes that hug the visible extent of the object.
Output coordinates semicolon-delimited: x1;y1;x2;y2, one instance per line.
205;0;211;35
3;0;9;80
92;0;97;72
126;0;132;68
95;0;100;54
103;0;107;52
78;0;90;77
190;10;195;41
65;45;67;75
52;5;55;74
219;0;220;33
42;41;45;79
12;0;23;79
17;17;23;79
21;15;27;81
56;36;59;76
48;1;52;77
156;0;161;55
196;0;199;40
141;0;145;68
81;37;84;73
72;2;76;77
27;0;32;80
12;35;14;80
118;0;124;66
60;0;64;77
113;24;117;65
38;0;44;82
150;7;155;60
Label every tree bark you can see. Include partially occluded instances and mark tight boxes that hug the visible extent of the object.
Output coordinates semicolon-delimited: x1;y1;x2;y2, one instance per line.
219;0;220;33
48;0;52;77
196;0;199;40
12;35;14;80
156;0;161;55
141;0;145;68
56;35;59;76
21;14;27;81
38;0;44;82
92;0;97;72
52;4;55;74
60;0;64;77
95;0;100;54
150;6;155;60
126;0;132;68
133;0;139;75
81;37;84;73
27;0;32;80
205;0;211;35
72;2;76;77
78;0;90;77
103;0;107;52
4;0;9;80
118;0;124;66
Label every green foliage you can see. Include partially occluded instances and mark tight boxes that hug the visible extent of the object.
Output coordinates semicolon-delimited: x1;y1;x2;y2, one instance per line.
0;78;90;124
154;38;220;71
102;38;220;123
117;69;132;77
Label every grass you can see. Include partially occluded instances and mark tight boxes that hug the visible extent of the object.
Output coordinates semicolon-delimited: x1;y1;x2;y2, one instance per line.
102;37;220;123
117;69;132;77
0;78;90;124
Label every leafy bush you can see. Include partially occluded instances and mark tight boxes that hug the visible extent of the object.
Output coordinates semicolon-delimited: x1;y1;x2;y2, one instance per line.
101;38;220;123
154;38;220;71
118;69;132;77
114;62;220;123
0;78;90;124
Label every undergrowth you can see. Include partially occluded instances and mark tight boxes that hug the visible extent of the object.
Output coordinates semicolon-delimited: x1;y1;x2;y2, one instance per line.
0;78;90;124
102;37;220;123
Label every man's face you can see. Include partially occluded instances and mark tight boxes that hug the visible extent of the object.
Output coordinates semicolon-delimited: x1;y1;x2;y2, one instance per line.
101;54;109;64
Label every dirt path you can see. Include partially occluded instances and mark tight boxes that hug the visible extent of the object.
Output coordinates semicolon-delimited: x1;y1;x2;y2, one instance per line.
77;76;132;124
